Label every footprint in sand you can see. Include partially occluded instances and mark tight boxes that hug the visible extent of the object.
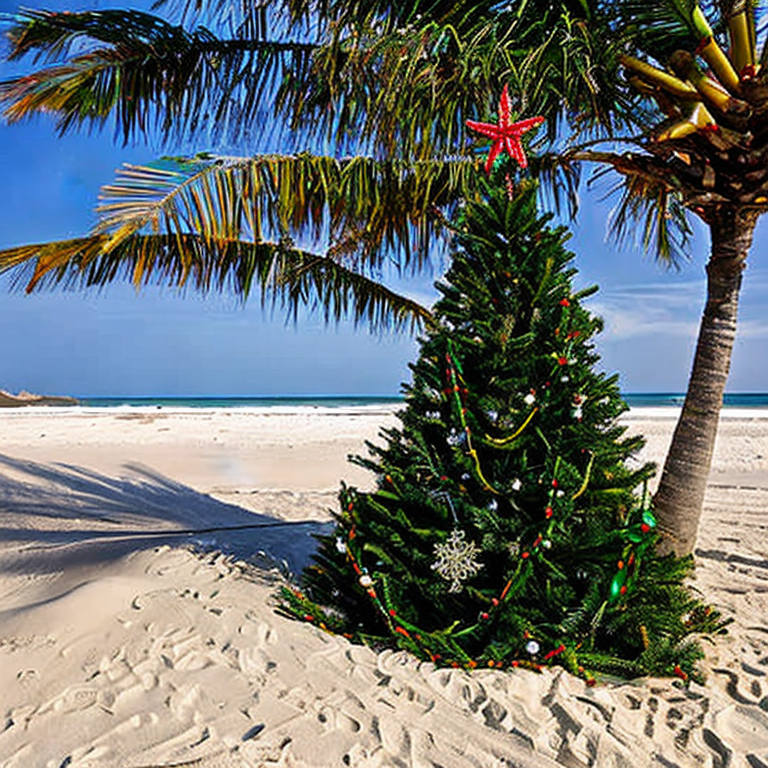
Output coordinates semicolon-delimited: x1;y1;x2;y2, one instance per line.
59;743;113;766
315;699;363;735
714;666;763;705
38;684;98;715
132;591;195;632
15;668;38;685
237;646;277;678
167;682;219;724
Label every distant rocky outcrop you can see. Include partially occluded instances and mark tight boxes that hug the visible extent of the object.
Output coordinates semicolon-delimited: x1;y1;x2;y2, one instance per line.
0;389;79;408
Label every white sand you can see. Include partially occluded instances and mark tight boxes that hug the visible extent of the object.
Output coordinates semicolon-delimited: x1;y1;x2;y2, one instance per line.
0;407;766;768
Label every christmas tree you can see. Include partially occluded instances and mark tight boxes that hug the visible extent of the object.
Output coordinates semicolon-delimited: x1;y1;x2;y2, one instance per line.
282;110;725;683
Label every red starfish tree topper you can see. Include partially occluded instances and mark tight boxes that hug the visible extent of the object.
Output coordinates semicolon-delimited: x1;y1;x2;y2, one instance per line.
466;85;544;173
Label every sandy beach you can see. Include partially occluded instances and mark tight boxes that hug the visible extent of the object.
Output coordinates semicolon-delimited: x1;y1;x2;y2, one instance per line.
0;405;766;768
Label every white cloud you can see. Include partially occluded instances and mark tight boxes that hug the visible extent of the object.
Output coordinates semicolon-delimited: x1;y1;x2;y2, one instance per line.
586;268;768;342
587;282;703;340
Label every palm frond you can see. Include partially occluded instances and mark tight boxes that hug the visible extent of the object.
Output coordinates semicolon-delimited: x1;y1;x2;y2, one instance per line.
0;9;316;144
278;2;638;162
0;151;470;329
153;0;275;42
1;2;651;163
617;0;714;62
92;153;477;274
528;151;583;220
167;0;499;35
0;234;431;332
579;151;694;266
271;250;432;330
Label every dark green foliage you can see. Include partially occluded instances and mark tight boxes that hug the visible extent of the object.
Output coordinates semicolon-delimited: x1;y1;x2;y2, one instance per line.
282;176;727;682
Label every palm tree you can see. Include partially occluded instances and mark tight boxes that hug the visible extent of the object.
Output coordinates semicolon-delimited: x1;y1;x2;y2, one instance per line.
568;1;768;554
0;0;764;555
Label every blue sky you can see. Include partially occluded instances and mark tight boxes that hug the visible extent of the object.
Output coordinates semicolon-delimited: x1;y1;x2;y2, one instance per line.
0;4;766;397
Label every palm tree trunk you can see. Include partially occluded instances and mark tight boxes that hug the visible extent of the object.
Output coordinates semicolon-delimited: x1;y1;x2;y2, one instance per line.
653;206;758;556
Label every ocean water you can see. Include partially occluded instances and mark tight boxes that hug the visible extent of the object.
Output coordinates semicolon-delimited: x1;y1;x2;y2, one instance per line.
78;395;404;410
75;393;768;409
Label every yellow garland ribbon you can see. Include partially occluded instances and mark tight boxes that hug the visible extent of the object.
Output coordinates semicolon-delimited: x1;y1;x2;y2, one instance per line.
571;452;594;501
485;407;539;446
467;446;499;494
445;347;502;495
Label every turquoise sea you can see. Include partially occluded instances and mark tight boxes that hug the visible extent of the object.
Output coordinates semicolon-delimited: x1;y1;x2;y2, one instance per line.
76;393;768;409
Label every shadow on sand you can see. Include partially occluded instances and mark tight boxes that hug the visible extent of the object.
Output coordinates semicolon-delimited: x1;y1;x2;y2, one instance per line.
0;453;330;580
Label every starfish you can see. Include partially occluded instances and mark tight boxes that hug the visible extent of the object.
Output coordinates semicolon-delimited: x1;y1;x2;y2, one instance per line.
466;85;544;173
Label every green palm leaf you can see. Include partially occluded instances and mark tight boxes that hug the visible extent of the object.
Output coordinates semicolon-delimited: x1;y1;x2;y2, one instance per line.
573;148;694;265
0;234;432;332
0;151;474;331
281;6;635;160
0;8;316;143
91;153;479;272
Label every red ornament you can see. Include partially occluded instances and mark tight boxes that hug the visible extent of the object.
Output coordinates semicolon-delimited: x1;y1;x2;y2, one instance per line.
466;85;545;173
543;643;566;661
558;357;568;366
521;551;530;559
492;598;499;606
641;523;651;534
559;298;570;307
545;506;553;518
481;612;490;620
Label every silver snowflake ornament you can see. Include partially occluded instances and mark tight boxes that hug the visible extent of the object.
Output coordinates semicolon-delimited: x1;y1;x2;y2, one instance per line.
431;529;483;593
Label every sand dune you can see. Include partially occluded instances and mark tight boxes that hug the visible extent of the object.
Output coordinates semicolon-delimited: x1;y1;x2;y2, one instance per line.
0;408;766;767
